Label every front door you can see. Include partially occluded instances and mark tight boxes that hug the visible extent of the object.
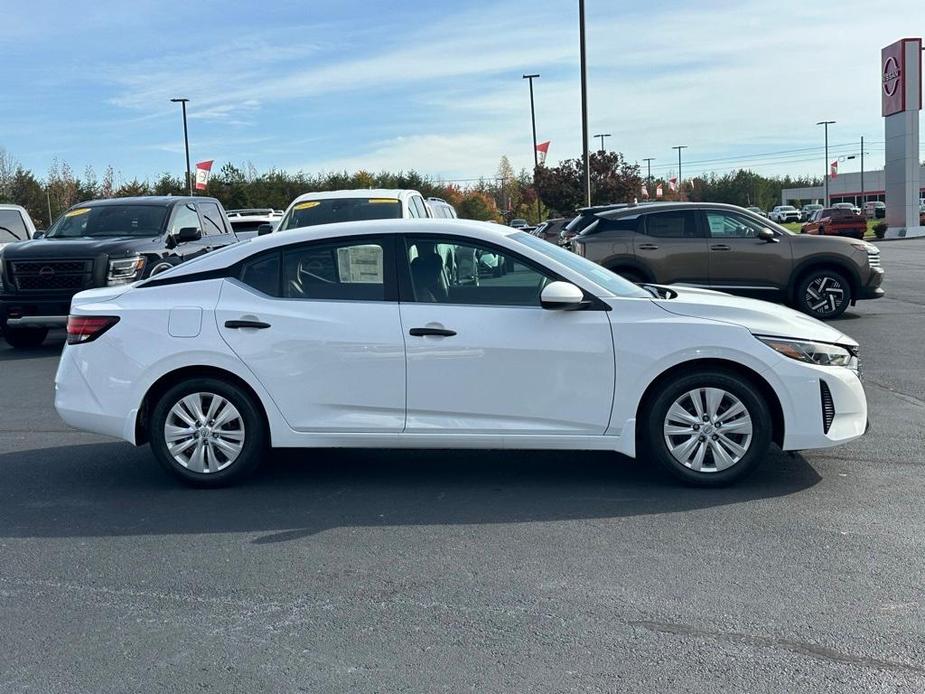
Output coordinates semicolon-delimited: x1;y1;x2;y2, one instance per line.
399;234;615;435
702;209;793;296
215;236;406;432
634;210;709;284
196;201;239;251
168;202;211;261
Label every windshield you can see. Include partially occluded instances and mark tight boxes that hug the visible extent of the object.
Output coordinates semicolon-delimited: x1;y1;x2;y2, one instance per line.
47;205;168;238
780;206;796;211
511;231;651;298
279;198;402;230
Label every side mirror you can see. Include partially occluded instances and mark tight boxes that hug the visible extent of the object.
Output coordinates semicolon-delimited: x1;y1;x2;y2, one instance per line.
758;228;778;243
32;231;45;239
541;281;587;310
176;226;202;243
257;223;273;236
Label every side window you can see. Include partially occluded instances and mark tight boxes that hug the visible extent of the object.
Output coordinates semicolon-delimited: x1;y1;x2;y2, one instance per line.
198;202;228;236
169;203;201;234
642;211;699;238
0;210;28;242
406;198;419;218
705;211;765;239
593;216;642;235
405;236;553;307
283;238;388;301
413;196;430;218
239;253;280;297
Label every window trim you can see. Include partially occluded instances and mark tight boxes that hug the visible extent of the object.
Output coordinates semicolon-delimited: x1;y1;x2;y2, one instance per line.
396;232;608;310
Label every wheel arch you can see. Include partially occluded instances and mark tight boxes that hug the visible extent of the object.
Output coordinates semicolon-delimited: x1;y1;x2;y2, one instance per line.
635;358;785;450
135;365;271;446
788;256;861;304
601;256;655;281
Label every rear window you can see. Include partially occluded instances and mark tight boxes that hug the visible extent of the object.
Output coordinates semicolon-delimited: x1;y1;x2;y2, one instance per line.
280;198;402;230
0;209;28;242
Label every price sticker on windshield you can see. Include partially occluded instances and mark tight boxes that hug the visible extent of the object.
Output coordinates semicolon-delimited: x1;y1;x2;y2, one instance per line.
65;208;91;217
293;201;321;210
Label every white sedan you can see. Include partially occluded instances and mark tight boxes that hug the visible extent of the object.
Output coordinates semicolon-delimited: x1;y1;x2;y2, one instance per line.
54;220;868;487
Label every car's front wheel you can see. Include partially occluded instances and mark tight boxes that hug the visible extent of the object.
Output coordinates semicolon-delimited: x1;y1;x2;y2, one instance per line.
795;268;851;319
2;326;49;349
149;378;267;487
642;369;771;486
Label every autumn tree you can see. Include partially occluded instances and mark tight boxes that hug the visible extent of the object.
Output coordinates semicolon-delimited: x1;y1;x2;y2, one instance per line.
535;150;642;215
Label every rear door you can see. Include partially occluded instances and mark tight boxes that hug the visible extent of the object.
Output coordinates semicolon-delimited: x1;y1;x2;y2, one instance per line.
215;235;406;432
702;209;793;295
633;210;708;284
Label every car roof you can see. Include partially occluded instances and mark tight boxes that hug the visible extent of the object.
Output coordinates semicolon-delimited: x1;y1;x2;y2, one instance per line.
141;219;519;283
66;196;215;209
594;201;763;218
289;189;421;204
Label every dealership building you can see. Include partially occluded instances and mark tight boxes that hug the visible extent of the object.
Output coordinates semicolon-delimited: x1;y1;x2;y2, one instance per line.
781;164;925;206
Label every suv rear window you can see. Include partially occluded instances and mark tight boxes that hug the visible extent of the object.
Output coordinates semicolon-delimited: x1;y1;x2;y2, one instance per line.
280;198;402;230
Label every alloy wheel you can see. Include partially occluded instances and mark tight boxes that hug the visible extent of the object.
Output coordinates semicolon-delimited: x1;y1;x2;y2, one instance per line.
164;392;246;473
663;387;753;473
804;275;846;316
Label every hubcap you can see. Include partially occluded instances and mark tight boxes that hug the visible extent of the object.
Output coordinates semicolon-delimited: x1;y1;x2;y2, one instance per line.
164;392;245;473
805;276;845;316
663;388;753;473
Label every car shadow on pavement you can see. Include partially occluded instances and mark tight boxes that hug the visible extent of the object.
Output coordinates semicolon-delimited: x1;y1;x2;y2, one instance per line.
0;442;821;542
0;340;64;361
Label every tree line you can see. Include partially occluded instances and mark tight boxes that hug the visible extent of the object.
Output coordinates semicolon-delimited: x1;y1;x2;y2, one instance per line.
0;145;820;230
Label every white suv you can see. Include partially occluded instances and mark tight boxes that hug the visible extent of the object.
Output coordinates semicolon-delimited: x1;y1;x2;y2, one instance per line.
225;209;283;239
0;204;37;248
275;189;431;232
770;205;801;223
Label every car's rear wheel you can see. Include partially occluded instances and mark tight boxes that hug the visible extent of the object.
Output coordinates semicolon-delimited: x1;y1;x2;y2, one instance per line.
642;369;771;486
149;378;267;487
2;326;49;349
796;268;851;319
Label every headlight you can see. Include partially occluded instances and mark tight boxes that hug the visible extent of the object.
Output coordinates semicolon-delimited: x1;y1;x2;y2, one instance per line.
107;255;146;285
850;241;876;253
756;336;858;369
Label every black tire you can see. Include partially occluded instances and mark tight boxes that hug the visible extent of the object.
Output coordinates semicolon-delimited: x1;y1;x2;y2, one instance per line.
149;377;267;487
3;326;49;349
641;369;772;487
795;268;851;319
147;259;177;277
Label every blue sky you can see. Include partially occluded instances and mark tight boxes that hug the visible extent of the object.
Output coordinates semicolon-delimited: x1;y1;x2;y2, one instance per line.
1;0;922;186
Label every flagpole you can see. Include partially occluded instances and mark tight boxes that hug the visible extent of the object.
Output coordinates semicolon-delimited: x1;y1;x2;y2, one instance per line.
522;73;542;224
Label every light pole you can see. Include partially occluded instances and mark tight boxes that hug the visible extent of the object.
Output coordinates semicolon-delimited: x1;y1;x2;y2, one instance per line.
860;135;865;205
816;120;835;206
672;145;687;193
578;0;590;207
171;98;192;195
593;133;611;152
522;73;542;223
642;157;655;183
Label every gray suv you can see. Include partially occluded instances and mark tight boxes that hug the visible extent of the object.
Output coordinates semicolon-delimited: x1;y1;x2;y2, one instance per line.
568;202;884;319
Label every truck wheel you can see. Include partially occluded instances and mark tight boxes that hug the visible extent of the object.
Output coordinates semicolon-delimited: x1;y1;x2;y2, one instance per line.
3;326;49;349
796;268;851;319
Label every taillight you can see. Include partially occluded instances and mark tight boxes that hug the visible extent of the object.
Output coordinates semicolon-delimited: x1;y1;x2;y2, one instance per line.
66;315;120;345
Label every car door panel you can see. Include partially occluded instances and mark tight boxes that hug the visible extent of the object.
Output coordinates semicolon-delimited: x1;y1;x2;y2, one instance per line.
634;211;709;284
703;210;793;292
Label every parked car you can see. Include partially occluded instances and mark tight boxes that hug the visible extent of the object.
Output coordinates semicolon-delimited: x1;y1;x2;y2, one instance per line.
0;196;238;349
509;218;529;229
226;209;283;240
426;197;458;219
273;189;431;234
801;208;867;240
531;217;571;243
800;204;824;222
745;206;767;218
769;205;801;223
832;202;861;215
560;204;630;245
568;202;884;319
863;201;886;219
55;219;868;488
0;204;37;248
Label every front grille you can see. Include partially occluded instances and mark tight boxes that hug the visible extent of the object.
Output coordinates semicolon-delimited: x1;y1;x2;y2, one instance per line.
8;259;94;292
867;251;881;268
820;380;835;434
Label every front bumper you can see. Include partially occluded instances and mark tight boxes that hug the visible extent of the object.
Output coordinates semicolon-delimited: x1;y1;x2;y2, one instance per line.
857;267;884;300
1;294;73;326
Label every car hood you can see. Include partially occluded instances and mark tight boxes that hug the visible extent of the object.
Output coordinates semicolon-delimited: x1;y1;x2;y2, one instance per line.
651;285;855;346
2;236;165;259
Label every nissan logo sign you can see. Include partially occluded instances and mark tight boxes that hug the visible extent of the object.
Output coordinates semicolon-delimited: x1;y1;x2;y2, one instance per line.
883;55;902;97
38;266;55;279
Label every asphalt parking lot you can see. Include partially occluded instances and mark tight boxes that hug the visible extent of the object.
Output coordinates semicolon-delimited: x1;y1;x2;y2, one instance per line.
1;241;924;693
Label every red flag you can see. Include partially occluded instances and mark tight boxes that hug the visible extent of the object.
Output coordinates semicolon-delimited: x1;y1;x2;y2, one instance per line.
668;176;678;192
536;141;550;165
655;183;663;198
830;160;838;179
641;183;649;199
195;160;214;191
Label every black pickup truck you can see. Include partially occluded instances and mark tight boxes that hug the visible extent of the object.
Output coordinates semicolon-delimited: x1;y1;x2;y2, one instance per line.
0;196;239;348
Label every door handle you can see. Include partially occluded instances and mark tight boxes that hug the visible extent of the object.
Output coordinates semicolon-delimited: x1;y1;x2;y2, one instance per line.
638;243;659;250
710;244;731;251
409;327;456;337
225;320;271;329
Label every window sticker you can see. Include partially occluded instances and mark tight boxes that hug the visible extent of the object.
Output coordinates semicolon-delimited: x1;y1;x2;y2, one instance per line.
65;208;91;217
293;201;321;210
